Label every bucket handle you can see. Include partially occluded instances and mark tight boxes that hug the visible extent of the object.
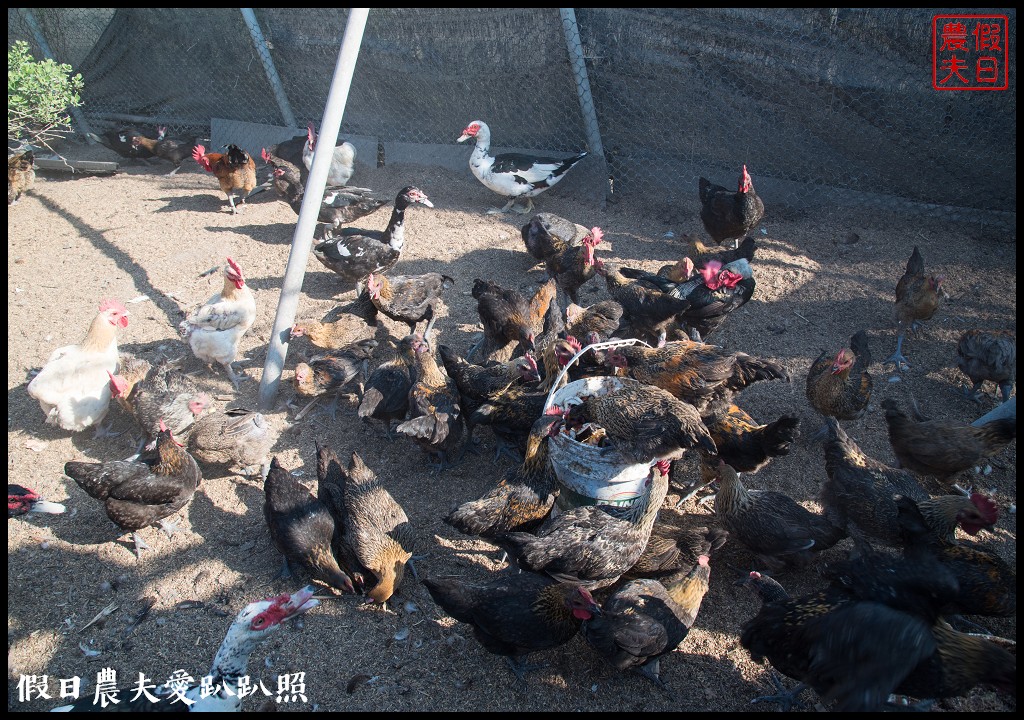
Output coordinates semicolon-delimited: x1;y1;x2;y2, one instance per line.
543;338;651;412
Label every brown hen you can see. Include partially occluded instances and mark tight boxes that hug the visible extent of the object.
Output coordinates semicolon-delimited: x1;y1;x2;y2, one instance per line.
496;460;671;590
444;413;562;538
624;506;728;580
187;407;276;476
542;226;603;304
293;339;378;419
820;417;996;554
605;340;790;414
806;329;872;440
63;421;202;558
396;335;464;470
714;461;844;571
366;271;454;336
882;398;1015;491
885;246;945;372
583;555;712;687
192;144;257;214
470;277;555;362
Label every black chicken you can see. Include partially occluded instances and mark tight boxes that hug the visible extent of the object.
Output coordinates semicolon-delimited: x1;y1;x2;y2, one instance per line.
262;456;355;593
423;569;601;683
698;165;764;249
357;334;418;439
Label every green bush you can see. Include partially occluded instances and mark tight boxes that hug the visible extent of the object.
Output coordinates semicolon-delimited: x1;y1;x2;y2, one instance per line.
8;40;84;150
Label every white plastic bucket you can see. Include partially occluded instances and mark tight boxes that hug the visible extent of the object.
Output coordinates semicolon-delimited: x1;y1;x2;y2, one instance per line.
544;340;655;510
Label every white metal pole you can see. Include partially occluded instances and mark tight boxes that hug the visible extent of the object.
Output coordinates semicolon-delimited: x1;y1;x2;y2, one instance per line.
257;8;370;411
240;8;299;131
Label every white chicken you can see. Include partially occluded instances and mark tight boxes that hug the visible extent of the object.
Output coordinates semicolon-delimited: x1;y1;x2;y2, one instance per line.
302;122;357;187
179;258;257;390
27;299;129;433
457;120;588;215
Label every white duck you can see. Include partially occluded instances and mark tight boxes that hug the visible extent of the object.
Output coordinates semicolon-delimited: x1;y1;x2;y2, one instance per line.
457;120;588;215
51;586;319;712
302;122;357;187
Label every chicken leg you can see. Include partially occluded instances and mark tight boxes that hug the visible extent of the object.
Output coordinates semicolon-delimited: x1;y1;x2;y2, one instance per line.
885;329;910;372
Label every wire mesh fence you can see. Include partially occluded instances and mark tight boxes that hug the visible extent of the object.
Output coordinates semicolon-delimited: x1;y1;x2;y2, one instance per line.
8;7;1016;226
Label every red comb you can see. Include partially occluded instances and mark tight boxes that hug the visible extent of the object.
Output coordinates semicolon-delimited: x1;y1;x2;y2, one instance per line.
970;493;999;524
589;227;603;244
158;419;168;432
226;258;243;277
98;298;127;314
698;555;709;567
545;405;564;416
524;353;538;371
261;148;270;162
567;336;582;352
192;145;206;159
655;459;671;476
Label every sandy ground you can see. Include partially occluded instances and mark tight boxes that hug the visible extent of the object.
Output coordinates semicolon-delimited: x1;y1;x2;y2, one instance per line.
7;139;1016;712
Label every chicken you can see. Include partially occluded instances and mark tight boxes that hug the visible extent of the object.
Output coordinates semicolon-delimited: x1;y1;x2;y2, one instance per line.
187;407;276;476
882;397;1016;490
291;293;379;350
293;339;378;419
624;507;728;580
8;148;35;205
896;493;1014;620
886;246;946;372
956;329;1016;404
262;456;355;593
51;587;319;712
312;186;433;284
423;569;601;682
108;357;211;448
582;555;712;687
366;271;454;336
660;234;757;278
469;373;563;464
560;377;717;465
192;144;258;214
620;258;756;342
457;120;588;215
521;212;582;263
332;451;415;605
806;329;873;438
820;417;997;554
497;460;672;590
261;149;385;228
713;460;844;571
698;165;765;249
357;334;419;439
27;298;129;433
178;258;257;390
537;336;582;393
542;226;603;304
738;552;964;712
702;404;800;476
444;412;562;537
63;420;202;558
437;343;541;456
469;277;557;362
86;127;156;159
595;259;694;346
396;335;464;469
302;122;357;186
564;300;623;341
131;127;198;175
604;340;790;414
8;484;65;517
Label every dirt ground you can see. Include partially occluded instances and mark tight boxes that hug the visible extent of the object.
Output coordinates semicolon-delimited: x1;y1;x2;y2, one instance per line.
7;138;1016;712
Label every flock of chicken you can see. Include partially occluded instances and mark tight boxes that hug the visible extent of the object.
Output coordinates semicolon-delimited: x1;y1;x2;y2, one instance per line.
9;118;1017;712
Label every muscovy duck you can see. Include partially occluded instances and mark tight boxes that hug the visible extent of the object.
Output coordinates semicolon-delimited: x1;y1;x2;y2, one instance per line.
457;120;587;215
8;484;65;517
312;186;433;285
50;586;319;712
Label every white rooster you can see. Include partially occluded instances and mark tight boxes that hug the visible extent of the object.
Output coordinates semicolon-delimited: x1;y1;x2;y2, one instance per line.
179;258;257;390
27;298;129;434
302;122;357;187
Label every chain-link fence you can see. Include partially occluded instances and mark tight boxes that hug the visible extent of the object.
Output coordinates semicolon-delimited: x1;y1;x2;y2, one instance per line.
8;8;1016;225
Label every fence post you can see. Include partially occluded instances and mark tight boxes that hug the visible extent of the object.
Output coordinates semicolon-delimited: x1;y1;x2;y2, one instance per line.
240;8;299;131
257;8;370;412
19;8;95;143
558;8;608;200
